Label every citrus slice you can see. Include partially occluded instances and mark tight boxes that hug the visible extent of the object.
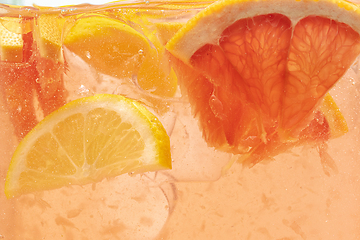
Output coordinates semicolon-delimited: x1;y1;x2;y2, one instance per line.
5;94;171;198
0;17;40;140
63;15;151;80
63;13;180;98
0;17;23;62
36;13;64;62
166;0;360;154
0;14;67;140
35;13;67;116
156;22;184;46
319;93;348;139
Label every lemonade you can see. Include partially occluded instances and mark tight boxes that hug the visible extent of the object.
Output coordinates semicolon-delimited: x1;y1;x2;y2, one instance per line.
1;0;360;239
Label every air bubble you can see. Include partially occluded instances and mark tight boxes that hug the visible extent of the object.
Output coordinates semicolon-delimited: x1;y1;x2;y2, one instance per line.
209;94;226;120
76;84;90;96
138;49;144;54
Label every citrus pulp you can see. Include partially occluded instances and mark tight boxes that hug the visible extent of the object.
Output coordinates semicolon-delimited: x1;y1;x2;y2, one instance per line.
5;94;171;198
166;0;360;157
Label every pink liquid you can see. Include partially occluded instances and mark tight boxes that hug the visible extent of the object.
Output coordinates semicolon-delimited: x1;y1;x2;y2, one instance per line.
1;1;360;239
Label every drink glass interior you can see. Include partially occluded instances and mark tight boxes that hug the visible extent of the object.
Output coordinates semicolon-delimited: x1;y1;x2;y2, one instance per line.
0;1;360;239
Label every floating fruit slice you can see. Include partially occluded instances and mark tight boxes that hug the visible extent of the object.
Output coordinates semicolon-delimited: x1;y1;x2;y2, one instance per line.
63;16;151;80
35;13;67;116
166;0;360;155
156;22;184;46
63;13;180;98
0;18;39;140
0;17;23;62
5;94;171;198
243;93;348;166
0;14;68;140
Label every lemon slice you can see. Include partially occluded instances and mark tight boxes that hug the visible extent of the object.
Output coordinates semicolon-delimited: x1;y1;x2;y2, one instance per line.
319;93;349;139
63;16;151;79
36;13;65;62
5;94;171;198
0;17;23;62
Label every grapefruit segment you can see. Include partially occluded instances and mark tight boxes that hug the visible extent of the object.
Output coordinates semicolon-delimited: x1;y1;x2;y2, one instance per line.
1;64;39;140
219;14;291;120
190;44;261;151
282;16;360;137
167;0;360;160
0;29;39;140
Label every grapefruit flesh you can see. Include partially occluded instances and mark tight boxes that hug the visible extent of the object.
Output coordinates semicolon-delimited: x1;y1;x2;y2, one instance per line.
0;16;67;140
0;30;39;140
185;14;360;153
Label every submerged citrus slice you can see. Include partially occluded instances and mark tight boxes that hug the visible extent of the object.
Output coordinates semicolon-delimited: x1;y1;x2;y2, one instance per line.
0;17;23;62
63;14;179;98
64;16;151;80
5;94;171;198
36;13;65;61
35;13;68;117
166;0;360;154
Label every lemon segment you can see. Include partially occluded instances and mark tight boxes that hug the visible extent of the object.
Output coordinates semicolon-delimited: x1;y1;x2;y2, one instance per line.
5;94;171;198
63;16;151;79
319;93;349;139
156;22;184;46
36;14;65;62
0;17;23;62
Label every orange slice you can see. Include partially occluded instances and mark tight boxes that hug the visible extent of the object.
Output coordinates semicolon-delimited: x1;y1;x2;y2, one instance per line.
166;0;360;155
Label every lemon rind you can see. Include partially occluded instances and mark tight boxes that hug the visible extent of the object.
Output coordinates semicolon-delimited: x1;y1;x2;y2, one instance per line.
5;94;171;198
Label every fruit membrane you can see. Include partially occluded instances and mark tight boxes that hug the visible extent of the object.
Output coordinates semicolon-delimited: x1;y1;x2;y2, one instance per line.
1;1;360;239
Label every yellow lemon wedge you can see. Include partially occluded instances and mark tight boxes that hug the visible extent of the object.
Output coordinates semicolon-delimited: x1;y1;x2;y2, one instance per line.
63;15;151;79
155;22;184;46
5;94;171;198
319;93;349;139
63;13;179;98
36;13;65;62
0;17;23;62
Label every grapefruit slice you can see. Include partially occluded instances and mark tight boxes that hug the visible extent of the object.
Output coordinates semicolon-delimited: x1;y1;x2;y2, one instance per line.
0;18;39;140
166;0;360;156
0;14;68;140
